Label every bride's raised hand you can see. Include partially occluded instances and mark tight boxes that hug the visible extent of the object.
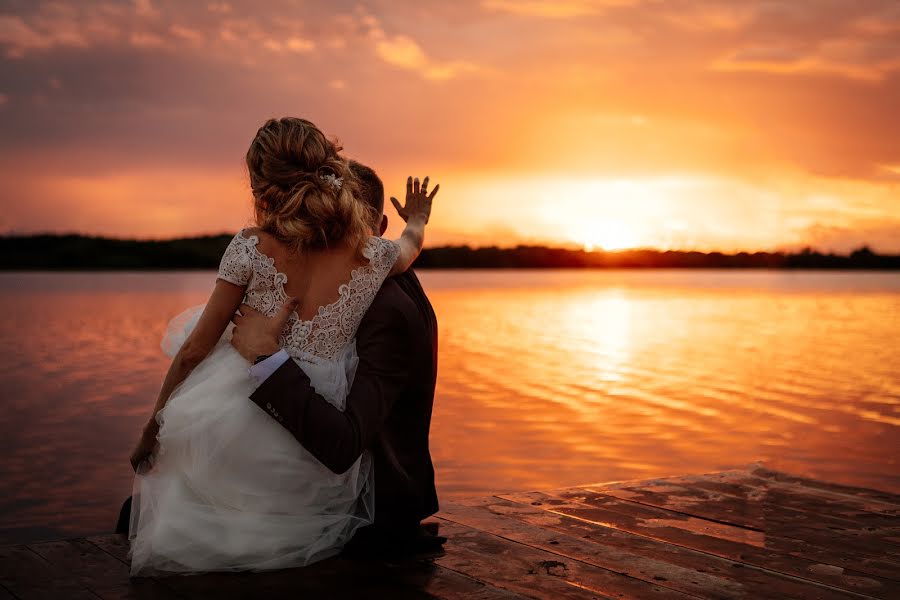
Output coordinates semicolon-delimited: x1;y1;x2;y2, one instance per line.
386;175;440;276
390;176;439;224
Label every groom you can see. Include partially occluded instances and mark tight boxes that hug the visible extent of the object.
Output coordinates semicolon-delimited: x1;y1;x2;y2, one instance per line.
229;162;443;557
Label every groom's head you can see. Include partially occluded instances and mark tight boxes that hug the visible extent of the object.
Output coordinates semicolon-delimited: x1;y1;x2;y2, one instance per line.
349;160;388;237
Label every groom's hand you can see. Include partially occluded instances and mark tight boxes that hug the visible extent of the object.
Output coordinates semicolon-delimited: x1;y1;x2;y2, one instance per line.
230;299;297;362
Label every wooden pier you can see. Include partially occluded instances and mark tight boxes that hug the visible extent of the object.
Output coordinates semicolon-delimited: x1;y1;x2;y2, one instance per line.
1;466;898;599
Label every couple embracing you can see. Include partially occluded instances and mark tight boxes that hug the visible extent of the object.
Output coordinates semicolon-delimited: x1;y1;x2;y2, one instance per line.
120;117;443;575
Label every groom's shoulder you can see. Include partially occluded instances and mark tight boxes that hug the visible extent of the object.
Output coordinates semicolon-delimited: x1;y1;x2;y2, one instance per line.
367;276;419;325
371;277;414;311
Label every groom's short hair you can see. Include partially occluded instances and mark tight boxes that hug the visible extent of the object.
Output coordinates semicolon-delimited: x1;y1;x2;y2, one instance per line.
349;160;384;215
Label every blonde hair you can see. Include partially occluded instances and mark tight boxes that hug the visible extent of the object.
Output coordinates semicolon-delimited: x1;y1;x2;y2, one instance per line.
245;117;375;251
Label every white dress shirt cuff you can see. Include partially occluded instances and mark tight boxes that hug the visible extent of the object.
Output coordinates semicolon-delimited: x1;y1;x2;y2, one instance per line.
248;349;290;386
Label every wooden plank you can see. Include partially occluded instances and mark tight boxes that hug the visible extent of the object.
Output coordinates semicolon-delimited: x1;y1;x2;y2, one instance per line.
585;478;899;534
729;471;897;516
580;484;900;563
165;561;518;600
376;560;534;600
591;485;900;563
84;534;130;565
83;534;524;600
752;467;900;506
487;493;897;599
439;499;875;600
501;490;900;588
0;584;16;599
0;544;99;600
600;469;900;515
158;557;443;600
593;470;900;523
320;558;533;600
27;538;180;600
412;564;532;599
434;518;697;600
559;487;900;575
580;469;900;509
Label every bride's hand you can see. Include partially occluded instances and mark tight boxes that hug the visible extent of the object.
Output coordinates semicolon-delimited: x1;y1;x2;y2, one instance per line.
130;420;159;472
391;176;439;224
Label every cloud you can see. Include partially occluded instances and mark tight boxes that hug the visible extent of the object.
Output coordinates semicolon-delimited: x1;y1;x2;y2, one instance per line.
133;0;159;19
169;24;203;46
713;41;900;82
0;14;88;58
373;34;478;80
0;2;323;59
285;36;314;53
375;35;427;69
700;0;900;81
481;0;631;18
207;2;232;15
362;12;482;81
660;4;752;31
879;164;900;179
129;31;166;49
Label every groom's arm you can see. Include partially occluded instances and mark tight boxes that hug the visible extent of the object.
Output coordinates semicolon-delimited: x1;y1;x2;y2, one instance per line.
248;297;412;474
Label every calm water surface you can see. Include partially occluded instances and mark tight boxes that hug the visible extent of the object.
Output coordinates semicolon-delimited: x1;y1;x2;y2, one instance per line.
2;269;899;544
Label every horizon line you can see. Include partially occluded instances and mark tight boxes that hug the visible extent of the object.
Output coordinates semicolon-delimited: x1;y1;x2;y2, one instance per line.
0;230;895;258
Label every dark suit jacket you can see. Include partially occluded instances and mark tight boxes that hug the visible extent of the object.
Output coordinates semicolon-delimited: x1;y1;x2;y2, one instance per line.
249;270;439;531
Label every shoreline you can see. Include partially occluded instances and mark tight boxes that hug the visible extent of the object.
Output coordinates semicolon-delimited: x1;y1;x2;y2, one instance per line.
4;265;900;272
3;234;900;271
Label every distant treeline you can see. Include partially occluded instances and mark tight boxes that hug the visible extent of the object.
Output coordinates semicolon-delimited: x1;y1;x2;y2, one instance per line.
2;233;899;270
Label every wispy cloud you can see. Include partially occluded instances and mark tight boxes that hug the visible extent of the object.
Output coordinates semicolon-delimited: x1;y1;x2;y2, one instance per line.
713;40;900;82
169;24;203;46
373;34;480;80
134;0;160;19
129;31;166;49
481;0;632;18
0;13;88;58
360;10;482;81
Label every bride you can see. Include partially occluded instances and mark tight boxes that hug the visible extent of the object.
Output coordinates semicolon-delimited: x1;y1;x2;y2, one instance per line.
126;117;437;576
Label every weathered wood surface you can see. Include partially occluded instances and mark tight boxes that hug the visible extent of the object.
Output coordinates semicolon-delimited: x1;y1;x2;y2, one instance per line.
1;468;897;599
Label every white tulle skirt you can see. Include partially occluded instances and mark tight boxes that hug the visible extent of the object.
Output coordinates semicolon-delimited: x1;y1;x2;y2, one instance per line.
128;306;374;576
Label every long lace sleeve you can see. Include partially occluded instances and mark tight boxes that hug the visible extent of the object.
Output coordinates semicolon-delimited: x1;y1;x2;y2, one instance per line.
217;231;253;286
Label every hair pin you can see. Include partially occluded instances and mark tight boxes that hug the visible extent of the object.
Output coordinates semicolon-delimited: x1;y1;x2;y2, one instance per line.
320;173;343;191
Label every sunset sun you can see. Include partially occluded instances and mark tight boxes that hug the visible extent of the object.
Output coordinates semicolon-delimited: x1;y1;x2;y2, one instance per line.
575;221;641;252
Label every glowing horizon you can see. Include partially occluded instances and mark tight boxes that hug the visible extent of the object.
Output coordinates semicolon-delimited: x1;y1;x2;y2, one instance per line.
1;1;898;254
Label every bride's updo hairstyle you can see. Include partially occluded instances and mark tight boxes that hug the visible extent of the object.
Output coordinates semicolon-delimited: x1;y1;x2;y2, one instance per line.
246;117;374;251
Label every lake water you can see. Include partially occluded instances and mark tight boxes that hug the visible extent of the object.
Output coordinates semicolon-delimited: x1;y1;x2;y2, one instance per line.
1;269;899;544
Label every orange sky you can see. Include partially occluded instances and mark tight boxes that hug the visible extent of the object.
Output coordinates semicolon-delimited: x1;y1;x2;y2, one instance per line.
0;0;898;252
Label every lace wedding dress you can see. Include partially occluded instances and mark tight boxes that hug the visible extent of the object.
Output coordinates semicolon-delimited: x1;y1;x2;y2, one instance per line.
128;229;400;575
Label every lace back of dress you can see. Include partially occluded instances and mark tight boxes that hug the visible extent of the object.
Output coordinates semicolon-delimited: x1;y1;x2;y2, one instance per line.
217;231;400;363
